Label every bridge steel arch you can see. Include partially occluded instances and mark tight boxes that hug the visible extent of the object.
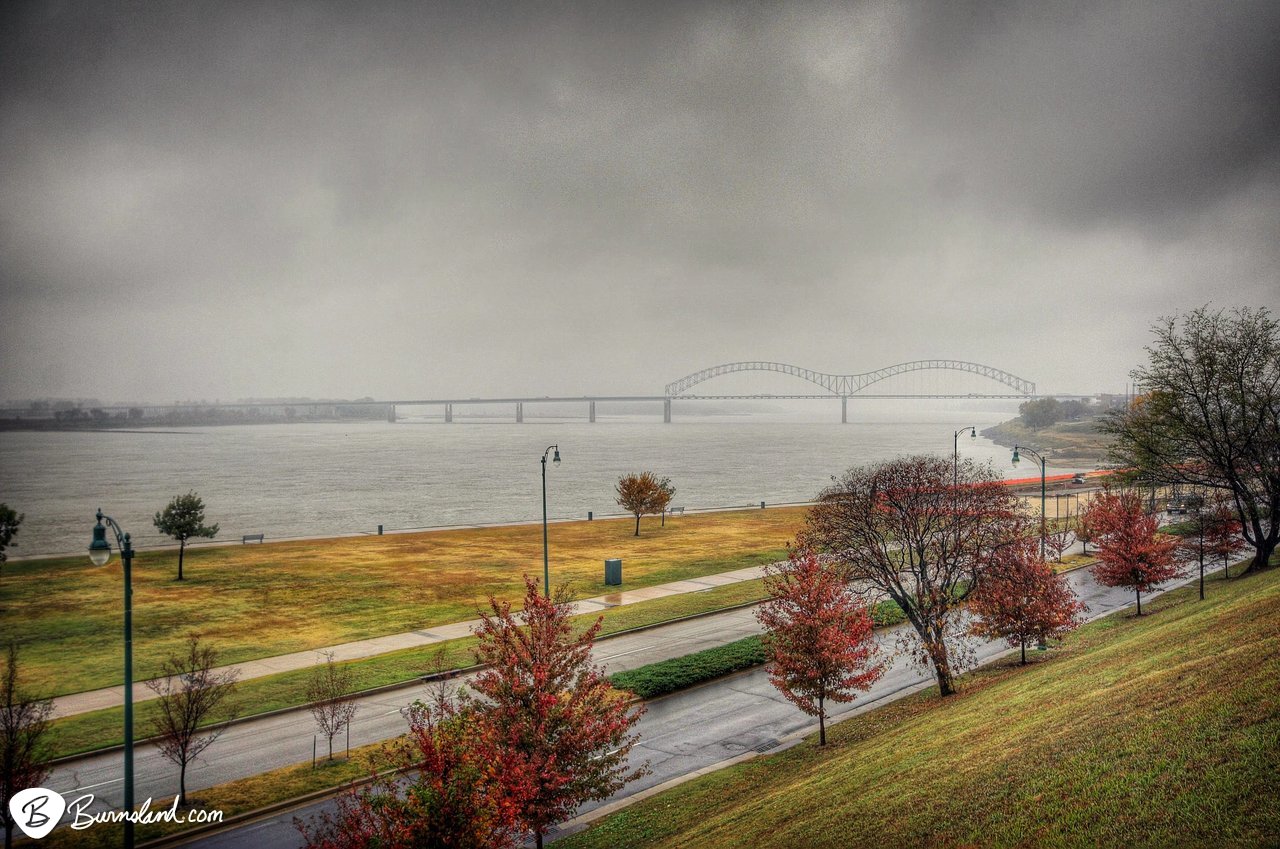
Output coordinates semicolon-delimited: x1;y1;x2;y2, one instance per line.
664;360;1035;397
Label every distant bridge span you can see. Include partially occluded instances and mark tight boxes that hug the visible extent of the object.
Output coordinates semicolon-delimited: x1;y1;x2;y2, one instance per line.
664;360;1035;398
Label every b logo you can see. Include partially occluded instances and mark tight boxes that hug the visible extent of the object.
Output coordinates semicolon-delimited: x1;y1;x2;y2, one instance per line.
8;787;65;839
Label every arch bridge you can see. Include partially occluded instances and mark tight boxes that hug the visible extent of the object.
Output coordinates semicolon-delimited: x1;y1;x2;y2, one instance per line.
664;360;1035;398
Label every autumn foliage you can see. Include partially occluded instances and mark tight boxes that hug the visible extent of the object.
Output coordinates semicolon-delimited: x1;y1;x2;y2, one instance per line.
1083;490;1181;615
615;472;675;536
756;550;884;745
472;576;648;848
298;577;645;849
297;689;529;849
969;539;1085;664
800;455;1029;696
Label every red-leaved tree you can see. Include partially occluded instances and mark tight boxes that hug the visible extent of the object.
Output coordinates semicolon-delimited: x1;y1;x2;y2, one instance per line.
296;686;530;849
473;577;648;849
1083;489;1181;615
755;551;884;746
1203;496;1243;580
969;539;1086;664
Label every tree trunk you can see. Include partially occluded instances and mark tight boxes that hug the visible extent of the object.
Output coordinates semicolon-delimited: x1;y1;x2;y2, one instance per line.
536;830;544;849
1020;638;1026;666
6;819;14;849
1250;538;1276;573
818;695;826;746
179;760;187;807
177;539;185;581
1135;588;1142;616
634;514;641;536
329;734;334;761
934;663;955;697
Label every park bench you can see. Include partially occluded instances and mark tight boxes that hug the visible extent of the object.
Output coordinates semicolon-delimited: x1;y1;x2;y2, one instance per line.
668;506;685;516
242;533;265;544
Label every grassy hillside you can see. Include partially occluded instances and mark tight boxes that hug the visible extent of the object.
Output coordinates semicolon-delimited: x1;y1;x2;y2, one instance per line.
562;564;1280;848
0;507;802;696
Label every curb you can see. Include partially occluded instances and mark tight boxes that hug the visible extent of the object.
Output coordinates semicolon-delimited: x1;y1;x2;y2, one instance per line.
48;594;770;766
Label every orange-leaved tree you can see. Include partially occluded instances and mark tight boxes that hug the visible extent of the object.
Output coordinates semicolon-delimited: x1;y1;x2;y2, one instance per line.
969;538;1086;665
472;576;648;849
756;550;884;745
1082;489;1181;615
614;472;674;536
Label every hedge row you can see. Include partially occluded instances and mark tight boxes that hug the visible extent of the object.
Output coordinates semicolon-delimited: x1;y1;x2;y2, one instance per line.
609;598;907;700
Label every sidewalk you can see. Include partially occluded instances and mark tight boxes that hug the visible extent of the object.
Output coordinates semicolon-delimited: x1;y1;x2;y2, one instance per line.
49;563;771;720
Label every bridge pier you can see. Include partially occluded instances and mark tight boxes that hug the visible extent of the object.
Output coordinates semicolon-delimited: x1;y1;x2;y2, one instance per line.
589;400;596;423
841;396;847;424
663;399;671;423
516;402;523;423
444;403;453;423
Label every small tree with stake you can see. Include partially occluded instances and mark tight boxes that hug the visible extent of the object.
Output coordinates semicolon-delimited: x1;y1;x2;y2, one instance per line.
1;644;52;849
969;539;1086;665
755;550;884;745
1083;489;1181;616
1203;496;1242;581
145;635;239;807
615;472;674;536
306;651;359;763
154;492;219;581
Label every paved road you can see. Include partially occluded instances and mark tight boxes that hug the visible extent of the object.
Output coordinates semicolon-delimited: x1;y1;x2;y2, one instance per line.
46;555;1210;847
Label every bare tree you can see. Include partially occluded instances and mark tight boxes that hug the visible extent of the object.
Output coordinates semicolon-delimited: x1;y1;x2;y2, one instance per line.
800;455;1029;697
1;644;52;849
1103;306;1279;574
145;635;239;807
306;651;359;763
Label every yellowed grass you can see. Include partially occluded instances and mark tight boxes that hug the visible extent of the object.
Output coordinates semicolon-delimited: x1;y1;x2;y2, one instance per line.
1;508;802;695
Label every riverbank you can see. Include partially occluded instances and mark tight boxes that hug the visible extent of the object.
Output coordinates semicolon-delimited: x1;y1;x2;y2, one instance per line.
982;415;1113;467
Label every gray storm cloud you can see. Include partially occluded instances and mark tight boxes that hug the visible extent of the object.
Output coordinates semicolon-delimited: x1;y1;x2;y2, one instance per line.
1;0;1277;402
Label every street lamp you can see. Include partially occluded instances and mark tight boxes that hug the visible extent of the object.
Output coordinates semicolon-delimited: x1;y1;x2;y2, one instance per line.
1012;445;1047;559
88;509;136;849
952;426;976;489
541;445;561;599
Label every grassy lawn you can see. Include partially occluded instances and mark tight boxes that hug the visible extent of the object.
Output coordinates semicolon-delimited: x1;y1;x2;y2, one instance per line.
561;562;1280;848
43;577;771;759
2;507;801;697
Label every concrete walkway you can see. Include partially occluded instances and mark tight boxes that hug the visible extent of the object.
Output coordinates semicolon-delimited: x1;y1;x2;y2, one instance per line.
49;563;771;720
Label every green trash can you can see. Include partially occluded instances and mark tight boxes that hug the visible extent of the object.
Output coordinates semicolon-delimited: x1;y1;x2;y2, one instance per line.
604;558;622;586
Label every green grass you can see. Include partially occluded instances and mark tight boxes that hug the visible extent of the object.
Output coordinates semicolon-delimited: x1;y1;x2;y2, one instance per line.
561;561;1280;849
43;577;774;759
2;507;802;697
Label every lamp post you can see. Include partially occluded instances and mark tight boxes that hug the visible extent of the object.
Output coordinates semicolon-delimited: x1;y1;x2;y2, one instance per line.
952;426;976;489
541;445;561;599
1012;445;1047;559
88;509;135;849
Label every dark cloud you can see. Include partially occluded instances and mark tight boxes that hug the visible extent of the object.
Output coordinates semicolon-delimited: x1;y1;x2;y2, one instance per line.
1;1;1277;401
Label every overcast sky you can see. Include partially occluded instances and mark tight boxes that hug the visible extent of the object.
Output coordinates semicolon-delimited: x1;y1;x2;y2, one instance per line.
2;0;1277;403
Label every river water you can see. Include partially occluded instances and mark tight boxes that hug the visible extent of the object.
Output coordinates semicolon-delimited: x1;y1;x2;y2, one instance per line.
0;401;1061;556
